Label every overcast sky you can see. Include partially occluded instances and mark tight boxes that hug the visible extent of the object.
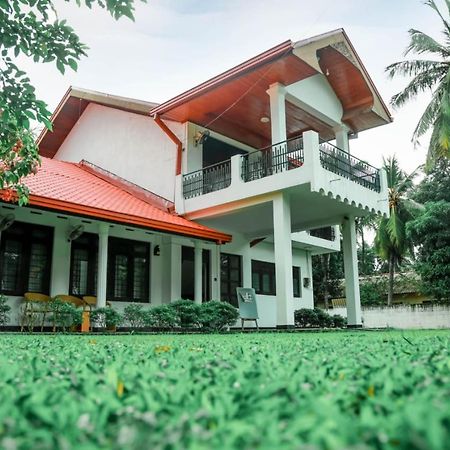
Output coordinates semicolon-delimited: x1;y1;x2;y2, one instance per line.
22;0;442;173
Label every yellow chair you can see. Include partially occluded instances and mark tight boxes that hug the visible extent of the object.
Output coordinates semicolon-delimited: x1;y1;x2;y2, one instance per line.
21;293;52;332
82;296;97;311
54;294;86;309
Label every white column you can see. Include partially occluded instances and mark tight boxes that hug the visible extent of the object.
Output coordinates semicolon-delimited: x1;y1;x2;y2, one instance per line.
96;223;109;308
335;127;350;153
194;241;202;304
267;82;287;143
211;244;220;300
50;224;71;297
342;216;362;327
273;192;294;328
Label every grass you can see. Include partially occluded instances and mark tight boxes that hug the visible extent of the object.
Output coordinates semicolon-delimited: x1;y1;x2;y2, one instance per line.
0;330;449;449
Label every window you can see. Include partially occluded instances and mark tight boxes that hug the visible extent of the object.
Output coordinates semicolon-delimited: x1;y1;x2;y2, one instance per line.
107;237;150;302
0;221;53;295
181;247;211;302
70;233;98;297
220;253;242;307
252;260;276;295
293;266;302;298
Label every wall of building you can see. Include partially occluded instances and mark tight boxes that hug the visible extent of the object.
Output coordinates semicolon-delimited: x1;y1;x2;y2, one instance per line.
331;305;450;329
54;104;183;201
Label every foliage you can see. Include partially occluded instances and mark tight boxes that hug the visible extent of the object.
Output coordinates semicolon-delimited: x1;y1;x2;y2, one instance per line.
170;300;202;328
312;251;344;307
142;305;179;329
360;278;388;306
199;301;239;331
91;307;122;329
0;294;11;326
375;156;419;305
123;304;145;329
0;0;145;204
413;158;450;203
294;308;345;328
407;201;450;301
49;299;82;331
386;0;450;165
2;331;450;448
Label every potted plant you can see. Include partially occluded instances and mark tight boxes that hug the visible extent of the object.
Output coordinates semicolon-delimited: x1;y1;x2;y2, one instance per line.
91;307;122;332
0;295;11;329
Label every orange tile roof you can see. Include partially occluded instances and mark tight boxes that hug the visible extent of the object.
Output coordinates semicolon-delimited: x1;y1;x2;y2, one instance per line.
15;157;231;243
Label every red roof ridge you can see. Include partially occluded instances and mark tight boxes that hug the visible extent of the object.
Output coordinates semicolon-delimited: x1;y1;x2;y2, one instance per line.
77;160;175;213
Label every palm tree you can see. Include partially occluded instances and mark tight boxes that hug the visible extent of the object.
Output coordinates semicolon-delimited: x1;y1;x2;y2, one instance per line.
386;0;450;165
374;157;419;305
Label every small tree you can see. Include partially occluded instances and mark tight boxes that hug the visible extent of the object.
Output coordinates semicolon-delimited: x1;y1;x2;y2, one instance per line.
0;295;11;327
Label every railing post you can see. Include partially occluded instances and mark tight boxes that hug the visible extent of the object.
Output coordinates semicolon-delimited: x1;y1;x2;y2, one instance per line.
230;154;243;187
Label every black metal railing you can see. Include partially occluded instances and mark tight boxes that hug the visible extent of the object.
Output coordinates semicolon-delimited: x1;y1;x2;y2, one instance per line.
241;135;304;183
308;226;336;241
182;159;232;199
319;140;381;192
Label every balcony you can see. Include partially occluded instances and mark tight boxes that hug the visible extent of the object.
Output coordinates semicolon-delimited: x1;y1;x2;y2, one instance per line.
175;130;388;225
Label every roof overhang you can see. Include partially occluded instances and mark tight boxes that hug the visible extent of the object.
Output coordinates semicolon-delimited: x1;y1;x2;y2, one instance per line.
150;29;392;148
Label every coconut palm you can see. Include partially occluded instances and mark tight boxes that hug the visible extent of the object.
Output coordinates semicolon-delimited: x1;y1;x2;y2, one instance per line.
374;157;419;305
386;0;450;165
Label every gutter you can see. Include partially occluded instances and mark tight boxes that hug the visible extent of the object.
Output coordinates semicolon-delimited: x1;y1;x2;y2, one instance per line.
153;114;183;176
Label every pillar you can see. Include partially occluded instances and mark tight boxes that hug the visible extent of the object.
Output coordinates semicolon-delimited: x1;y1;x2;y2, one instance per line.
273;192;294;328
96;222;109;308
335;127;350;153
194;241;202;304
267;82;287;144
342;216;362;327
50;224;71;297
211;244;220;300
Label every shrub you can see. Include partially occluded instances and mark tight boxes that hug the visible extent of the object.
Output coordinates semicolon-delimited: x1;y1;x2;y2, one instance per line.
332;314;347;328
0;295;11;327
314;308;334;328
200;301;239;331
50;299;83;332
360;280;387;306
170;300;202;328
91;307;122;329
123;304;145;329
294;308;318;327
143;305;179;329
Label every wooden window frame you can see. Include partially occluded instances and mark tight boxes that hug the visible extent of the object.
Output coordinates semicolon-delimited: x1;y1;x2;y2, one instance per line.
251;260;276;296
220;253;242;307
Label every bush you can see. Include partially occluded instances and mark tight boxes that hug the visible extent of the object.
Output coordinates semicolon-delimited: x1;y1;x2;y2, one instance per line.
0;295;11;327
200;301;239;331
314;308;334;328
91;307;122;329
294;308;318;327
360;280;387;306
143;305;179;329
332;314;347;328
123;304;145;329
50;299;83;332
170;300;202;328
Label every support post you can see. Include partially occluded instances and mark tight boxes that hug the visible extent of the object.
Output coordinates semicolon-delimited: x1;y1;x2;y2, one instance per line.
96;223;109;308
194;241;202;304
267;82;287;143
335;126;350;153
342;216;362;327
273;192;294;328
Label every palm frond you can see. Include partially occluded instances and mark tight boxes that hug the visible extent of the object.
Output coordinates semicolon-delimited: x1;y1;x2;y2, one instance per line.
386;59;447;79
386;210;406;250
390;66;446;107
374;218;391;261
424;0;450;36
405;29;450;57
412;86;443;140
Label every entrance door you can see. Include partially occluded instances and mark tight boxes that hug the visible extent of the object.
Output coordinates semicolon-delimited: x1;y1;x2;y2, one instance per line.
181;246;211;302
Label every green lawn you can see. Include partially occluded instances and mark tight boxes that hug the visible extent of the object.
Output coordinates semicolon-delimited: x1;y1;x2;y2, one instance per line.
0;331;449;449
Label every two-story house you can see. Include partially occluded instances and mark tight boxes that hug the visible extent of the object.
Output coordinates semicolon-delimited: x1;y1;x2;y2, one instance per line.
0;29;390;328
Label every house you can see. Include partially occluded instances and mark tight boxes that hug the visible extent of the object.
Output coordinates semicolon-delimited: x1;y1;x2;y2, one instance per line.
0;29;391;328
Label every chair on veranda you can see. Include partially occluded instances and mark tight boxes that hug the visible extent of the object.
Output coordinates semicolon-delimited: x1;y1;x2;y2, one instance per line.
82;296;112;309
21;293;52;332
236;287;259;331
55;294;87;309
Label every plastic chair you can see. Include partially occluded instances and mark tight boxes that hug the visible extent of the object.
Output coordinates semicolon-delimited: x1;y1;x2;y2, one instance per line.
21;293;51;332
236;287;259;330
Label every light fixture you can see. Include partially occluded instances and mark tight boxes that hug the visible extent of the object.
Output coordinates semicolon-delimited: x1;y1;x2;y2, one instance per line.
194;130;210;147
260;116;270;123
153;245;160;256
67;224;84;242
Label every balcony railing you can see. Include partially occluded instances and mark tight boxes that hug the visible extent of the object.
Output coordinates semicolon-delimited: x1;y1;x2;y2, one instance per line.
241;135;304;182
319;140;381;192
308;226;336;241
182;159;231;199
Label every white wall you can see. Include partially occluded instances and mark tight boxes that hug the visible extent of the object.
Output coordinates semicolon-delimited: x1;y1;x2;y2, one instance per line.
332;305;450;329
54;104;184;201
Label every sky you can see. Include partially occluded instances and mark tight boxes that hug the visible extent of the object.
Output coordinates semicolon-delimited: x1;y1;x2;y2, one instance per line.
21;0;443;173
